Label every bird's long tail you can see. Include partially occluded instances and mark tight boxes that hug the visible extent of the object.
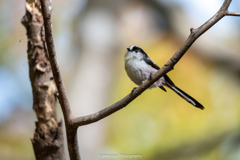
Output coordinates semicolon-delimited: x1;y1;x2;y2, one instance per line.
166;84;204;110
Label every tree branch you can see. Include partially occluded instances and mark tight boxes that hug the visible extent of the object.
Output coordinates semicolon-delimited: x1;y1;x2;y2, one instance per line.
22;0;65;159
72;0;234;127
39;0;237;159
40;0;80;160
40;0;73;124
226;11;240;16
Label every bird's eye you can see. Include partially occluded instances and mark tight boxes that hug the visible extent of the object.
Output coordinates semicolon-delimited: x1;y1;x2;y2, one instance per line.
134;49;138;52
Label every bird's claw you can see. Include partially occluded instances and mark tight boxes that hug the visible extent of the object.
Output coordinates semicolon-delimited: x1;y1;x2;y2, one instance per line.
149;73;153;80
131;87;137;95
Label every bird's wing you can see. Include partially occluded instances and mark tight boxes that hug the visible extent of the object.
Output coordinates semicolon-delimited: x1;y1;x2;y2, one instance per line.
159;86;167;92
143;57;160;70
143;57;175;86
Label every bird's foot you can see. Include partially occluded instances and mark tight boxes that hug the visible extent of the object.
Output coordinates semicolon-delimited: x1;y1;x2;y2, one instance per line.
131;87;137;95
149;73;153;80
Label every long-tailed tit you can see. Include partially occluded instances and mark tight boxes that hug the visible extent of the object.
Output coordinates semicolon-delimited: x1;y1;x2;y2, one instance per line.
124;45;204;110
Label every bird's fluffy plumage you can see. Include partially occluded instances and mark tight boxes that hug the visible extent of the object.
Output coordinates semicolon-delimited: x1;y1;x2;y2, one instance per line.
124;45;204;110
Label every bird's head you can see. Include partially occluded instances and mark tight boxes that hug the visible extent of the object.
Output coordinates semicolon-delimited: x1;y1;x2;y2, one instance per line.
125;45;147;61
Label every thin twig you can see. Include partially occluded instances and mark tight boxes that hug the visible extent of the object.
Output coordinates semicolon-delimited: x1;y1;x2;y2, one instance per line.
39;0;80;160
226;11;240;16
40;0;73;124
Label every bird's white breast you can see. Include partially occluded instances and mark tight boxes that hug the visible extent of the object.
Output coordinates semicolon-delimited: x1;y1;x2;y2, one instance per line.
124;51;164;88
125;58;149;85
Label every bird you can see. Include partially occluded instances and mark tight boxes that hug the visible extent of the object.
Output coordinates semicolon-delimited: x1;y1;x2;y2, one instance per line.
124;45;204;110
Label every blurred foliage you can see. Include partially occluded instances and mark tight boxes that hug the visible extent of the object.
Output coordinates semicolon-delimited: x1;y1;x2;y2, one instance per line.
0;108;35;160
0;0;240;159
0;132;34;160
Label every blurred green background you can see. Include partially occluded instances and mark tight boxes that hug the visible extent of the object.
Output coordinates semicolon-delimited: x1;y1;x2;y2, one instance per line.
0;0;240;160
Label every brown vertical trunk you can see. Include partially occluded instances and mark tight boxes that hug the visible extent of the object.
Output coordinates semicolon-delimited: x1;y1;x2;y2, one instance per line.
21;0;65;159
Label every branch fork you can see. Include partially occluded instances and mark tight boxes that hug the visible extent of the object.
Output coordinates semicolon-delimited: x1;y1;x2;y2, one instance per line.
39;0;239;159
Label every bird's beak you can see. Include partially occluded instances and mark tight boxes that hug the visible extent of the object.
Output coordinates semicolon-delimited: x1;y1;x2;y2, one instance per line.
127;48;130;51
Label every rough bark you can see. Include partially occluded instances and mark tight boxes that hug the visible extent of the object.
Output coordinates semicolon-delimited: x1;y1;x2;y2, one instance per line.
21;0;65;159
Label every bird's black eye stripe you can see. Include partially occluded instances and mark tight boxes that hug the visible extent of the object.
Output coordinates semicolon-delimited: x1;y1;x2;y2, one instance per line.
129;46;149;57
131;46;140;51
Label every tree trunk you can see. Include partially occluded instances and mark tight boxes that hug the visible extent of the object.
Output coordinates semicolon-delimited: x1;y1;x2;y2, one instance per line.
21;0;65;159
